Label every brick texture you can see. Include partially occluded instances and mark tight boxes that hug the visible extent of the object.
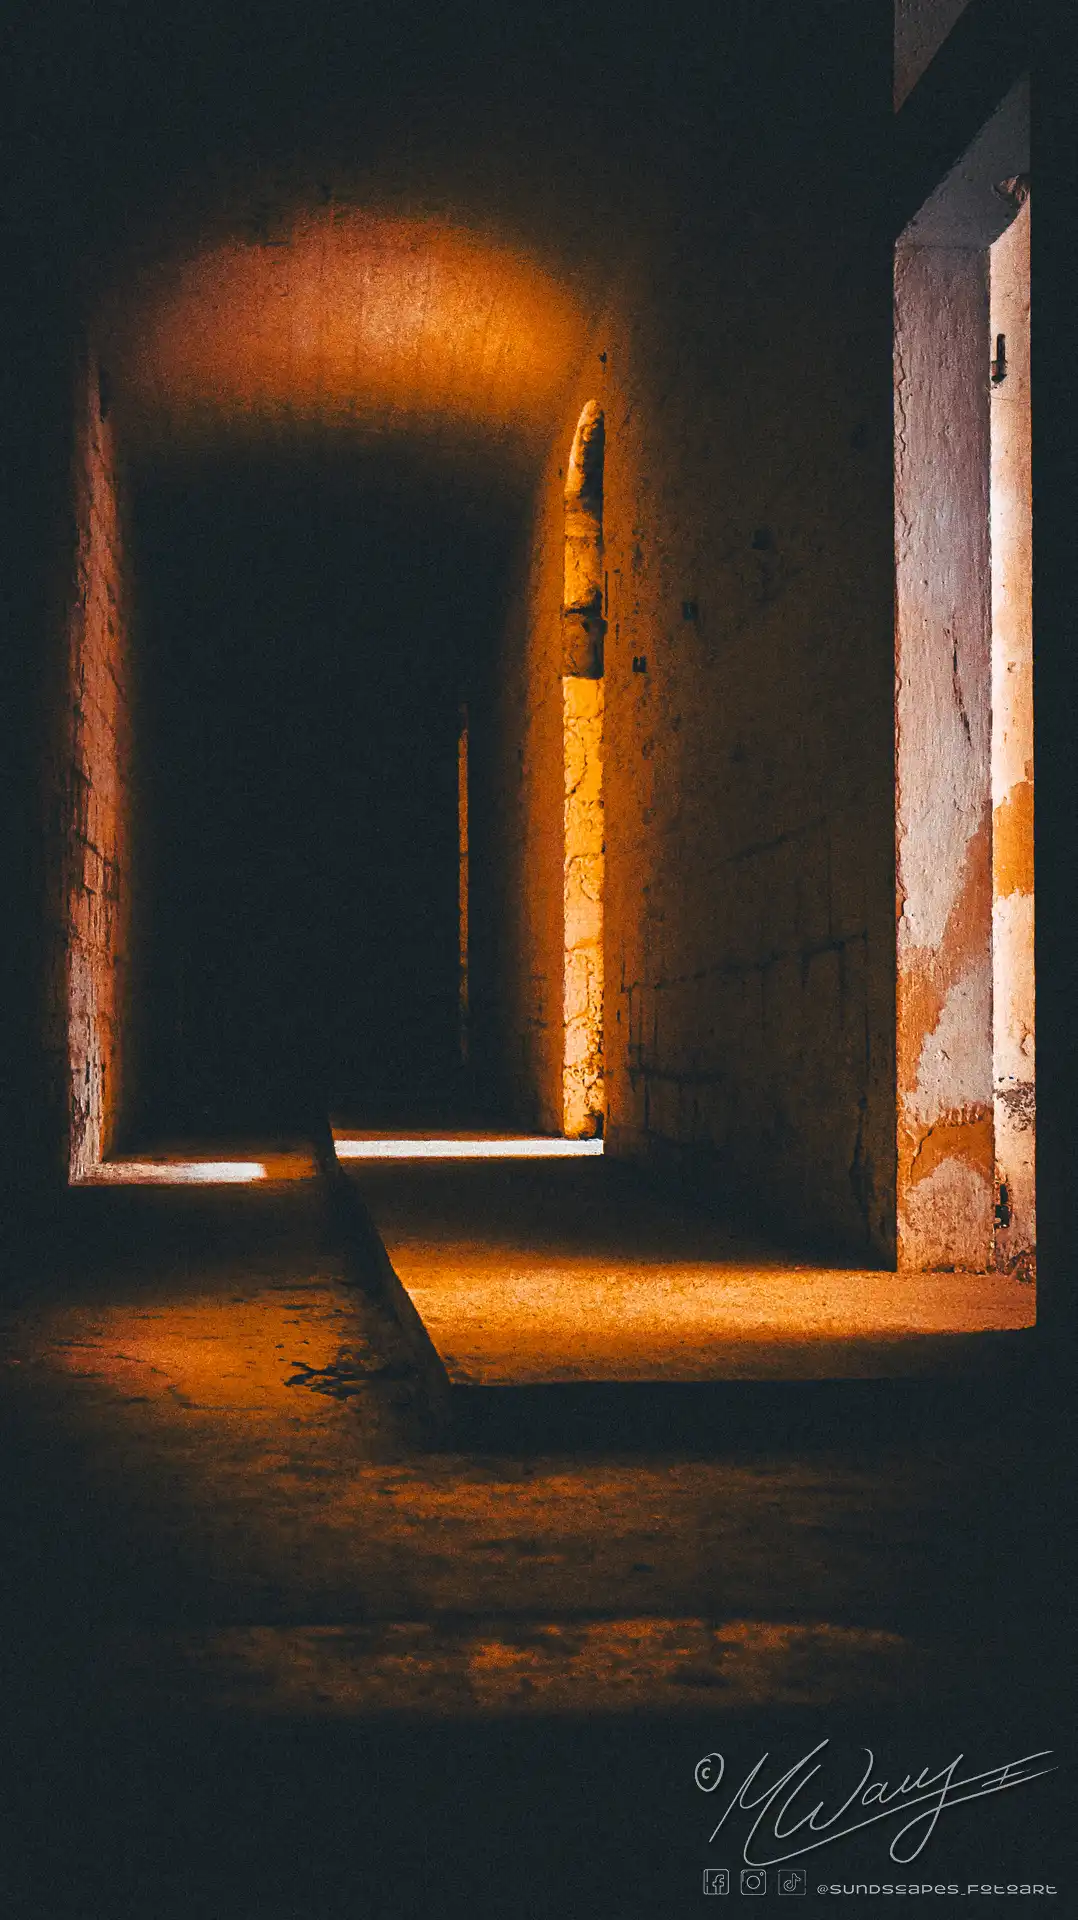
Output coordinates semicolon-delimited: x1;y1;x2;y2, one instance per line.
42;353;132;1180
498;185;896;1259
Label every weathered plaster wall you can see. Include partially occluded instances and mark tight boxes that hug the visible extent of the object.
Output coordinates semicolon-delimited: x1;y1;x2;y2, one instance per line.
603;215;895;1260
42;351;132;1180
989;196;1034;1269
561;400;606;1138
894;246;994;1269
500;180;896;1257
562;674;604;1137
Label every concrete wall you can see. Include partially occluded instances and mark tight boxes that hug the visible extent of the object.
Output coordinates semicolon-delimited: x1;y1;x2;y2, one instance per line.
894;246;994;1270
1031;32;1078;1351
989;196;1034;1270
42;350;132;1180
562;674;605;1138
500;174;896;1258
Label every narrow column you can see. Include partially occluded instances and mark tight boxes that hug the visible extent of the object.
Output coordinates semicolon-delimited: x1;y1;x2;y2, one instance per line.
989;194;1035;1272
52;350;133;1181
562;401;606;1138
894;247;994;1269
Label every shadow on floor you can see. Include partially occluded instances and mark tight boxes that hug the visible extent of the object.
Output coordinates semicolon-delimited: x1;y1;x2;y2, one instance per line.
0;1172;1072;1917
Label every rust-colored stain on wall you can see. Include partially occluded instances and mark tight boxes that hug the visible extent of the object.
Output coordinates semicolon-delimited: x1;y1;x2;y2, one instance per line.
992;777;1034;899
896;812;993;1101
989;197;1035;1270
895;246;995;1270
904;1111;993;1192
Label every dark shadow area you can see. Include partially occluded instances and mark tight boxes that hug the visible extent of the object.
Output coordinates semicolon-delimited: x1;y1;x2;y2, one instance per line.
127;446;521;1139
3;1708;1070;1920
445;1364;1050;1456
340;1155;898;1268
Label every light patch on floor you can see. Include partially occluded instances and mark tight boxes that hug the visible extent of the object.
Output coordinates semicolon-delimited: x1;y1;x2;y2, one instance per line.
392;1258;1035;1384
342;1159;1035;1384
79;1158;271;1185
334;1133;604;1160
96;1617;914;1716
39;1290;353;1411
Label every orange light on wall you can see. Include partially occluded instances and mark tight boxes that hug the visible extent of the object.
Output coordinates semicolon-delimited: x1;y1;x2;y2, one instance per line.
561;401;605;1140
105;214;587;457
563;676;605;1138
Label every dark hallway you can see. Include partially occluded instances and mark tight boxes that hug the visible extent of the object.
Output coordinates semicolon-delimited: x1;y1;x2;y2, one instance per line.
1;0;1074;1912
130;452;518;1137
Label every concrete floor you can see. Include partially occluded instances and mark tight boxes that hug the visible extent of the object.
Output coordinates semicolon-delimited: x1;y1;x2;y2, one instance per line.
340;1146;1035;1383
0;1164;1070;1917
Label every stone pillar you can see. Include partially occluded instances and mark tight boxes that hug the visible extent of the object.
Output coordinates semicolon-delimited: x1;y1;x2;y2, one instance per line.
895;245;995;1269
989;195;1034;1271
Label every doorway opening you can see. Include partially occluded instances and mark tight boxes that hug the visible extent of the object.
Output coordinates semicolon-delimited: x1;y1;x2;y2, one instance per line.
73;448;522;1158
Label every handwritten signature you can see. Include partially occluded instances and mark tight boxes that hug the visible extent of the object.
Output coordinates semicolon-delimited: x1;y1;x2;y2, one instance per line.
695;1741;1055;1866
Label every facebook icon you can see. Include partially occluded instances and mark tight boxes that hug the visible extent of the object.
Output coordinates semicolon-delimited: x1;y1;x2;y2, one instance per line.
702;1868;730;1895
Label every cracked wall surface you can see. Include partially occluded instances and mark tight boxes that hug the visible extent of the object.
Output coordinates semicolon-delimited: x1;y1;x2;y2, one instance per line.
990;198;1034;1270
895;247;994;1269
600;206;894;1260
43;352;132;1181
500;49;896;1256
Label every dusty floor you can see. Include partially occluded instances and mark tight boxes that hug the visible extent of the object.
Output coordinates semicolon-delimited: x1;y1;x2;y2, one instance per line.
0;1167;1071;1918
342;1151;1035;1381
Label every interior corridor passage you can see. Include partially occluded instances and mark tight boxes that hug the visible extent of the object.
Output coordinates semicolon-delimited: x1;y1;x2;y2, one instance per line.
131;454;517;1137
0;1163;1067;1918
2;0;1072;1911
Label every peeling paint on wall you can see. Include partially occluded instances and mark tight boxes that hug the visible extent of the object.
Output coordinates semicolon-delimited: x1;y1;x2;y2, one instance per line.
895;246;994;1268
990;197;1034;1271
